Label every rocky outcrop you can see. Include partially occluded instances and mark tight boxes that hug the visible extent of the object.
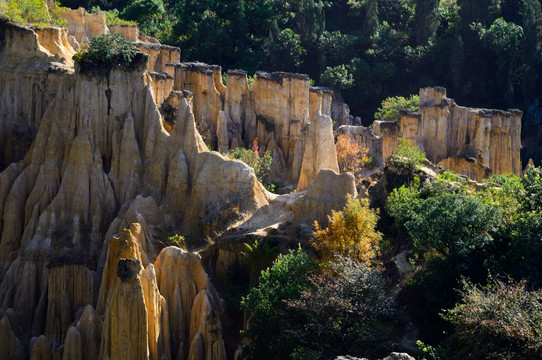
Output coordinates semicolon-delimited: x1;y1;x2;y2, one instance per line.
0;20;267;360
293;169;357;228
297;109;339;191
372;87;522;181
172;66;340;187
154;247;225;360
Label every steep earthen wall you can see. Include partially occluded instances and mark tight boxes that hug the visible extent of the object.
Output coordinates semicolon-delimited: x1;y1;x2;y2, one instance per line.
0;21;270;360
172;65;340;187
373;87;522;180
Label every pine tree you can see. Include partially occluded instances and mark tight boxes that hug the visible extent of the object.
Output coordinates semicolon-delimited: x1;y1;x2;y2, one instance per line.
362;0;378;37
413;0;440;45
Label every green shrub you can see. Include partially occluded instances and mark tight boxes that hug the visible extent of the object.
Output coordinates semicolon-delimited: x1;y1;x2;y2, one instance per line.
240;251;397;359
387;138;426;172
227;138;275;192
287;256;397;358
240;247;318;360
442;276;542;360
523;165;542;212
387;178;501;257
165;233;186;249
1;0;67;27
73;33;142;72
88;6;137;26
374;94;420;122
320;64;355;89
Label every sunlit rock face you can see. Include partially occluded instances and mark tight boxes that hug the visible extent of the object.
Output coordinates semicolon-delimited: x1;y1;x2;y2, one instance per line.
172;65;340;188
0;18;269;360
373;87;522;181
0;12;344;359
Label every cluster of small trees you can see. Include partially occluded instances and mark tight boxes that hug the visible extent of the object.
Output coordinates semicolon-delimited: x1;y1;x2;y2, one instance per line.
386;163;542;359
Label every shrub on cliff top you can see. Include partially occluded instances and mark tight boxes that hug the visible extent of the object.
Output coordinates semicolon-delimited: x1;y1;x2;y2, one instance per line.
374;94;419;122
387;138;426;173
73;33;142;72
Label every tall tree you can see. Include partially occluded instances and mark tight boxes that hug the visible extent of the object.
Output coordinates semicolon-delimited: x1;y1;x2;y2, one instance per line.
362;0;379;37
413;0;440;45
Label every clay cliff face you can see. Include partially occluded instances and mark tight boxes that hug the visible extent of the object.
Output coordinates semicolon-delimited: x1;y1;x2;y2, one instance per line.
0;18;270;360
373;87;522;181
0;14;353;359
172;65;339;188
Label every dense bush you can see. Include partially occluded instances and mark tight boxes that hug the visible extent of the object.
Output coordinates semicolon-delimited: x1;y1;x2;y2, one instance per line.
374;94;420;122
523;165;542;212
287;256;397;359
240;249;397;360
73;33;142;71
335;134;372;182
88;6;136;26
386;138;426;173
226;139;275;192
442;276;542;360
386;167;542;349
1;0;67;27
387;173;502;257
320;64;355;89
390;191;500;257
312;196;381;265
240;247;318;360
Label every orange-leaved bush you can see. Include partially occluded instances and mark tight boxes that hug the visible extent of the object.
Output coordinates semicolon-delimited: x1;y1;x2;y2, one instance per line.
311;196;381;266
335;134;371;182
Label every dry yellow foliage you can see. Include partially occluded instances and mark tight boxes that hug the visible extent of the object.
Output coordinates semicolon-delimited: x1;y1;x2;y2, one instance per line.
311;196;381;266
335;134;371;182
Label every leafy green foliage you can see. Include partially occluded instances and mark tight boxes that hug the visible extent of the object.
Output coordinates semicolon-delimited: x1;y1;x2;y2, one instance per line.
164;233;186;249
240;247;318;360
401;193;500;256
240;249;397;360
227;139;275;192
374;94;420;122
320;64;355;89
473;18;524;56
442;276;542;360
88;6;136;26
286;256;397;358
387;172;501;257
119;0;167;36
1;0;67;27
386;167;542;350
523;165;542;212
73;33;141;72
120;0;163;22
386;138;426;173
